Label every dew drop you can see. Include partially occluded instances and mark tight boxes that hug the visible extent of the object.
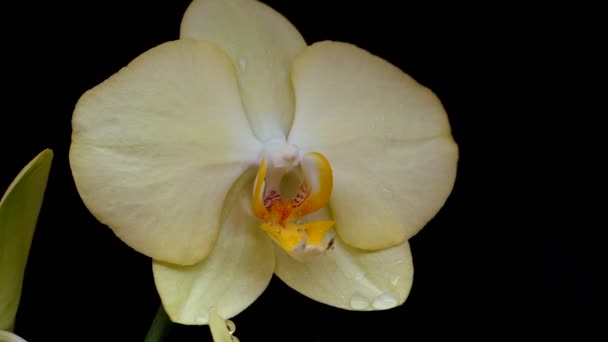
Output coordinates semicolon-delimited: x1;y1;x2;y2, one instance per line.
381;186;393;200
352;271;364;281
238;58;247;70
349;293;370;310
391;275;401;286
225;319;236;333
372;292;399;310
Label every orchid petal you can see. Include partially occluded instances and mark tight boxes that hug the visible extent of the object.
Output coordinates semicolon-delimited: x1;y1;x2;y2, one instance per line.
181;0;307;141
153;170;274;325
288;41;458;250
0;331;28;342
327;137;457;249
70;40;261;265
0;149;52;331
274;207;413;311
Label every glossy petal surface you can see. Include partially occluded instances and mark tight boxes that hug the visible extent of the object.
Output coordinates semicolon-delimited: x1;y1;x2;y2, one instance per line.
274;208;413;311
153;170;275;324
181;0;307;140
70;40;260;265
288;42;458;249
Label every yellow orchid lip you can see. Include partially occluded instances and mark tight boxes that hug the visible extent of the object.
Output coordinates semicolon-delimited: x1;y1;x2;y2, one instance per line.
252;150;335;261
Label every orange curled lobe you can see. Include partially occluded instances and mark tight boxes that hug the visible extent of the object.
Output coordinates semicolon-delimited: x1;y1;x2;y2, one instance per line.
252;152;335;259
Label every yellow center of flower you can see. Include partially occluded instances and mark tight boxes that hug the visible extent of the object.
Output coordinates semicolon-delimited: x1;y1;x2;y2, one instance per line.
252;144;335;261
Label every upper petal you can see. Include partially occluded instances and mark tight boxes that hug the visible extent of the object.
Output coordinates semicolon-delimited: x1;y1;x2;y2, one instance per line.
288;41;453;145
288;42;458;250
153;170;275;325
181;0;307;141
274;207;414;311
70;40;261;265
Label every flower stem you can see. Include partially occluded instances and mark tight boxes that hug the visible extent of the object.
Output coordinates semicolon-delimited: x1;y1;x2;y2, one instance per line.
144;305;172;342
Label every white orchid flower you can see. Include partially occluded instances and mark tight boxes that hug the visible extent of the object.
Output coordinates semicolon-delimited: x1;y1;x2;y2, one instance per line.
69;0;458;325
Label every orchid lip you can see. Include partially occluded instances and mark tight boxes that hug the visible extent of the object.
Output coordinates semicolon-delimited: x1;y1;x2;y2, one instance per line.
252;145;334;261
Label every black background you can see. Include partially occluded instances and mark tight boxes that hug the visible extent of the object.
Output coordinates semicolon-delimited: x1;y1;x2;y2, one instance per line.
2;1;597;341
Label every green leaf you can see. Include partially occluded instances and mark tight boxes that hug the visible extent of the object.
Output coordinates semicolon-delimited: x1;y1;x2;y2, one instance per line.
144;305;172;342
0;149;53;331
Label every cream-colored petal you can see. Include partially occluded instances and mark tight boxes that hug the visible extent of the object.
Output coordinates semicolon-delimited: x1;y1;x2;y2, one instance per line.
274;207;413;311
288;41;453;145
70;40;261;265
181;0;306;141
288;41;458;250
153;170;274;325
328;137;457;249
0;331;28;342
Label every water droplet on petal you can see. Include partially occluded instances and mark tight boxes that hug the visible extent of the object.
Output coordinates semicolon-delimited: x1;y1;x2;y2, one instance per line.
226;319;236;333
391;275;401;286
238;58;247;70
349;293;370;310
232;337;240;342
372;292;399;310
352;271;364;281
381;186;393;199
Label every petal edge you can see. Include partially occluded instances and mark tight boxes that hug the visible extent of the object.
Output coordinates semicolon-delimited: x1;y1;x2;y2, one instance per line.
70;40;261;265
181;0;307;141
153;170;275;325
274;207;414;311
288;41;458;249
